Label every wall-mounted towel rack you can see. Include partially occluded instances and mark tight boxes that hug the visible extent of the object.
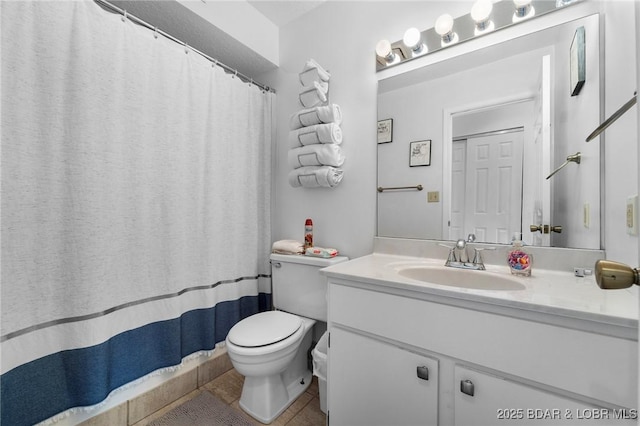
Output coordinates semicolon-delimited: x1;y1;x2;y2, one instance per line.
377;184;423;192
546;152;581;180
586;91;637;142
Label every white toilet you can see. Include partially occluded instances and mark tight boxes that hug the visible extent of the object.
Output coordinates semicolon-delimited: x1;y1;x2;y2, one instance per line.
225;253;347;424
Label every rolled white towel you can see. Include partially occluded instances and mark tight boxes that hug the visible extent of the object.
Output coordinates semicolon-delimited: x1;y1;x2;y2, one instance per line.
288;144;345;168
289;104;342;130
289;123;342;147
299;59;331;87
288;166;344;188
272;239;304;255
299;81;328;108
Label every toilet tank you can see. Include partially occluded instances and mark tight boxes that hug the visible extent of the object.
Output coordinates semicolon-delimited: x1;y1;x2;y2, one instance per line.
270;253;348;322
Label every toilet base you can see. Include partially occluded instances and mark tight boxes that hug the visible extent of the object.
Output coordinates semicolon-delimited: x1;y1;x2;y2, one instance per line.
236;322;314;424
239;370;312;424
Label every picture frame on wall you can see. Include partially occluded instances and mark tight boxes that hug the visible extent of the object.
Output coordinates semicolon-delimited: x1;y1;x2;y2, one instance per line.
377;119;393;143
570;26;585;96
409;140;431;167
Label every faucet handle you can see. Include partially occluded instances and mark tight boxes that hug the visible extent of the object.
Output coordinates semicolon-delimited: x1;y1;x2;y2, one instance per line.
471;247;496;267
437;242;454;249
438;242;458;264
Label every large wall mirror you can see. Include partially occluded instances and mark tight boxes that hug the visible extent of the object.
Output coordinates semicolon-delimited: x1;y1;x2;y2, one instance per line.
377;13;601;250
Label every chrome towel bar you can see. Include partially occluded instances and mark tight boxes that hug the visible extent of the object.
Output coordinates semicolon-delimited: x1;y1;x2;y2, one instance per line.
377;184;423;192
586;92;637;142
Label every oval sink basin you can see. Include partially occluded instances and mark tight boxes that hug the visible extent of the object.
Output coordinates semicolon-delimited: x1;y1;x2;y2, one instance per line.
397;266;526;291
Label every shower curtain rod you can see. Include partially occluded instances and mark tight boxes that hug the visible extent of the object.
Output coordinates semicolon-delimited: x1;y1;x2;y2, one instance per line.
94;0;275;94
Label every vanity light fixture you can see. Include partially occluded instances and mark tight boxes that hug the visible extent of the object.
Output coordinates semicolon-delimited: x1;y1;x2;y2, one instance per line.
513;0;535;22
375;39;399;65
375;0;581;71
471;0;495;35
403;27;427;56
435;14;458;46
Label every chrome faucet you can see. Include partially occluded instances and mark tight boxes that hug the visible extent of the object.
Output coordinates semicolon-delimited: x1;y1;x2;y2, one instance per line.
453;239;470;263
439;236;492;271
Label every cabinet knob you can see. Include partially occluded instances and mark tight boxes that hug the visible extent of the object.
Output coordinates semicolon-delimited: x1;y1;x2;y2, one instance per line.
416;366;429;381
460;379;475;396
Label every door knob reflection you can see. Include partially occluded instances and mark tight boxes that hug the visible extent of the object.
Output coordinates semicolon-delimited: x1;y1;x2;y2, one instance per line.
530;225;562;234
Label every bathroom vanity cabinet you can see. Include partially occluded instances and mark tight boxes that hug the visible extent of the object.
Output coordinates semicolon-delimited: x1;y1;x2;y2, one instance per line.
325;264;638;426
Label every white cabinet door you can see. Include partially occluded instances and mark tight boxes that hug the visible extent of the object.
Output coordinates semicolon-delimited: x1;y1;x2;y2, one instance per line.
454;365;636;425
329;327;439;426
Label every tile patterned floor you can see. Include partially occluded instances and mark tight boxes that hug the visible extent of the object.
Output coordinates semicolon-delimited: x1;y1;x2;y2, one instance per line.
205;369;325;426
141;368;326;426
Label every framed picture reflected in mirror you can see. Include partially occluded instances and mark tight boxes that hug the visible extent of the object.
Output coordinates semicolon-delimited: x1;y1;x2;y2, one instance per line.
409;140;431;167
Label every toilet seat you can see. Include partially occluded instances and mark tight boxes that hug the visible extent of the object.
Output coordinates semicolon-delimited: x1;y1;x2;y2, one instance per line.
227;311;302;348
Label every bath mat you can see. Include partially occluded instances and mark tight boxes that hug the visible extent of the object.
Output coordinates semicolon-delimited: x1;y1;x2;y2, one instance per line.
149;391;256;426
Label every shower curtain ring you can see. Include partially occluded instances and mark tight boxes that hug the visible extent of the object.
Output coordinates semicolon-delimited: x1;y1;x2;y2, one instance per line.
184;42;189;54
122;10;127;22
234;70;238;78
153;27;159;39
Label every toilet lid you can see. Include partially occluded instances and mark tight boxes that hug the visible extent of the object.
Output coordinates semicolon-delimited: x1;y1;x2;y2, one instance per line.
227;311;303;348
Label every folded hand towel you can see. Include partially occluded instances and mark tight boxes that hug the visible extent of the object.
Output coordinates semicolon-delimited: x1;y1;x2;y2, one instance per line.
289;123;342;147
272;239;304;255
299;81;328;108
288;166;344;188
299;59;331;87
288;144;345;168
289;104;342;130
305;247;339;258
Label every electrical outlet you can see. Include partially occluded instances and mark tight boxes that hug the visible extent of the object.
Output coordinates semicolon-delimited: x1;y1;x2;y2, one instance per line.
583;203;590;228
427;191;439;203
627;195;638;236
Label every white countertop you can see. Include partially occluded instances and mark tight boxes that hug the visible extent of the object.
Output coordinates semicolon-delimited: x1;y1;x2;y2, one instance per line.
322;253;638;338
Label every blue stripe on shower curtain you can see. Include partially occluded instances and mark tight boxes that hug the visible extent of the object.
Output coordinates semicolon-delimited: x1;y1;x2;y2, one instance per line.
1;1;273;425
1;294;271;426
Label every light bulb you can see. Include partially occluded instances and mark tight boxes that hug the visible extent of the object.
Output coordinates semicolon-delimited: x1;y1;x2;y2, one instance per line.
472;0;494;34
472;1;493;27
403;27;425;54
375;39;397;64
403;28;420;49
435;14;454;36
435;14;457;45
471;0;493;23
513;0;535;21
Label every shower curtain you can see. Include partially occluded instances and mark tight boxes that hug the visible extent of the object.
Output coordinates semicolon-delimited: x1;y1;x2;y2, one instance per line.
1;2;273;424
